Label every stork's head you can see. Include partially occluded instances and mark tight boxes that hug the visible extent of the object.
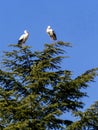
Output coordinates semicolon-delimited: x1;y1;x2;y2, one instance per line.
24;30;28;33
47;26;51;29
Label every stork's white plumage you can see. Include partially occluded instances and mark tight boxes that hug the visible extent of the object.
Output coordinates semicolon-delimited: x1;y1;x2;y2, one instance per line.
18;30;29;45
46;26;57;40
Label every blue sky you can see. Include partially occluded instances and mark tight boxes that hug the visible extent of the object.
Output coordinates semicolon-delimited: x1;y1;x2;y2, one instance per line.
0;0;98;117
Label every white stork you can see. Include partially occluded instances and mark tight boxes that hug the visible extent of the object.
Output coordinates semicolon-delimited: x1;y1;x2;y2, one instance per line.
46;26;57;40
18;30;29;46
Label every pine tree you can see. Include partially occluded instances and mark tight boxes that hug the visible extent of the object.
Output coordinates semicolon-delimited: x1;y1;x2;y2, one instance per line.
0;41;98;130
66;101;98;130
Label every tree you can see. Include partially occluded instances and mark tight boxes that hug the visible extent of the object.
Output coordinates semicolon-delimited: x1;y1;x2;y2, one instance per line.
0;41;98;130
66;101;98;130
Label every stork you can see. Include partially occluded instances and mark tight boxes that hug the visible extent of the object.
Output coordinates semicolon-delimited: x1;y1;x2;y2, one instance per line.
46;26;57;40
18;30;29;46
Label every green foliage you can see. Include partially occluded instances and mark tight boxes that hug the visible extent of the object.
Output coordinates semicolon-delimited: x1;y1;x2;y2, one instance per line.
66;101;98;130
0;41;98;130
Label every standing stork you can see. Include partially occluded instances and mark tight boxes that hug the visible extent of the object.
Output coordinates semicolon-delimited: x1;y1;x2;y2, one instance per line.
18;30;29;46
46;26;57;40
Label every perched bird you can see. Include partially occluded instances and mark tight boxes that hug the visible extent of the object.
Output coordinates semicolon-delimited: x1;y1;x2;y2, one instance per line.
46;26;57;40
18;30;29;46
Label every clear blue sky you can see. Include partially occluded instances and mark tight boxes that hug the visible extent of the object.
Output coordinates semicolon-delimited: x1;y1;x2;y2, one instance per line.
0;0;98;116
